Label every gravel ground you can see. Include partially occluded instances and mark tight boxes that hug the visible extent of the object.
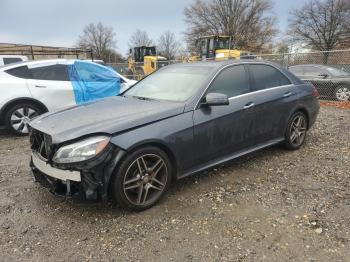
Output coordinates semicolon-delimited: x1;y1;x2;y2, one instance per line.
0;107;349;262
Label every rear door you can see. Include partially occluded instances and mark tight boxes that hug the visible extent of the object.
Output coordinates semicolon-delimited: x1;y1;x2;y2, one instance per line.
26;63;75;112
247;64;296;142
192;65;256;167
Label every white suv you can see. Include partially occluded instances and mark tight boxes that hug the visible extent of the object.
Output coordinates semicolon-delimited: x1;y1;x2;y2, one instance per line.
0;59;136;135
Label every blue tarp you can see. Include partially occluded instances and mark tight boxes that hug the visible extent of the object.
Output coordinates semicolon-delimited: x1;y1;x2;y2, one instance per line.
68;61;120;105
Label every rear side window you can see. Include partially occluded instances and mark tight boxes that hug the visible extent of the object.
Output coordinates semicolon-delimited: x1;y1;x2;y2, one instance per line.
29;64;69;81
249;64;291;90
5;66;32;79
208;65;250;98
3;58;23;65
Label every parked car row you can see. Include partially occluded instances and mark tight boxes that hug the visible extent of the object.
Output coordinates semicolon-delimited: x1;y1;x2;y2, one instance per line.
0;59;136;134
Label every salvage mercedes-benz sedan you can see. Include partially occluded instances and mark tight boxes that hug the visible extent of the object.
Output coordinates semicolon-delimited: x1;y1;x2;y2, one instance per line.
29;60;319;211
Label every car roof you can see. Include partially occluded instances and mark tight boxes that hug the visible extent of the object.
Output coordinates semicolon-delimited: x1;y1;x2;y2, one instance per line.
166;59;282;69
0;58;107;71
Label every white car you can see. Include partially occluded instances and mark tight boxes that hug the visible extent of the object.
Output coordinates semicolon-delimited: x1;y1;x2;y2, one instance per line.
0;55;28;66
0;59;137;135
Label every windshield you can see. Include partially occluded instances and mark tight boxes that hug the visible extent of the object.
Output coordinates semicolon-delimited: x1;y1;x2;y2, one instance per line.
124;66;213;102
216;38;230;49
326;67;350;77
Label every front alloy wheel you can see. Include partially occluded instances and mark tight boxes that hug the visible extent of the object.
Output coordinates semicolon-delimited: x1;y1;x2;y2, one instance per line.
112;147;172;211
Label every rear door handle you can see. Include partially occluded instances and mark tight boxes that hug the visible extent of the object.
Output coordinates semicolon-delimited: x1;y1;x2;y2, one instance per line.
243;102;255;109
283;91;292;97
35;85;47;88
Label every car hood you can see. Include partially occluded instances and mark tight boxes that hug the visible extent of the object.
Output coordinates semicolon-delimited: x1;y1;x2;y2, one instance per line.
30;96;185;144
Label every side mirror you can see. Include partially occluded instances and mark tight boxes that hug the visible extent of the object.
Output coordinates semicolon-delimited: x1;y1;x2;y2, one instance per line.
202;93;229;107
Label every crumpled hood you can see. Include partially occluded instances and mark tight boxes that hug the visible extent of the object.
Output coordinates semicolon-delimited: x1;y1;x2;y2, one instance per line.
30;96;185;144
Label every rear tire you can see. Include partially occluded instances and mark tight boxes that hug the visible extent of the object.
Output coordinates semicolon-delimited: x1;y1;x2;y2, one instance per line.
5;102;43;135
111;146;172;211
283;111;308;150
334;85;350;101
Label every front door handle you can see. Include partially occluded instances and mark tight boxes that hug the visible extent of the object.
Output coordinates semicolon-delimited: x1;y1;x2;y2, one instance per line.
283;91;292;97
35;85;47;88
243;102;255;109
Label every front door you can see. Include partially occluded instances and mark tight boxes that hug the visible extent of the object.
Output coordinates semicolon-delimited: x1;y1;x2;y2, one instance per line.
191;65;256;168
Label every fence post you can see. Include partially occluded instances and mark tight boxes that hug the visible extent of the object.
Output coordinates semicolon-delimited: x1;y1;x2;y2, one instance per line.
90;49;93;61
30;45;34;60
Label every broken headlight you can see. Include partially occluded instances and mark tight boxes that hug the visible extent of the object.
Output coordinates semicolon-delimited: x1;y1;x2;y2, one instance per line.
52;136;110;164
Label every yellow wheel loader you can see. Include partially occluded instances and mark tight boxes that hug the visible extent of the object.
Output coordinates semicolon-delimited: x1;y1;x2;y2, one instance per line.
199;35;241;60
127;46;167;80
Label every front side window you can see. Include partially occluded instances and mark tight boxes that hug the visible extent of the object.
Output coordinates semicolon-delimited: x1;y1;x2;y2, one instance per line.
207;65;250;98
250;64;291;90
29;64;69;81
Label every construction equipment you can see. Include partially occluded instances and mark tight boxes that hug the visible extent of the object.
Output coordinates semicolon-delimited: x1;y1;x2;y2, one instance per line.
127;46;167;80
197;35;241;61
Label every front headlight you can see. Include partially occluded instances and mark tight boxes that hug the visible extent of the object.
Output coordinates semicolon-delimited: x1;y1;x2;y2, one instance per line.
53;136;110;164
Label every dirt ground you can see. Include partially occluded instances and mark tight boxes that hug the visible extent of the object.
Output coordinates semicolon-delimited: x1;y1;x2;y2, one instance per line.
0;107;349;262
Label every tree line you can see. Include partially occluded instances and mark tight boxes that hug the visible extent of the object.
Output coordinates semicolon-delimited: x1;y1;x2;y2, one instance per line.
77;0;350;62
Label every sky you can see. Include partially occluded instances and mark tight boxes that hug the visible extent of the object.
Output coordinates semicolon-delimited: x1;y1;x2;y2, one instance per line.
0;0;306;55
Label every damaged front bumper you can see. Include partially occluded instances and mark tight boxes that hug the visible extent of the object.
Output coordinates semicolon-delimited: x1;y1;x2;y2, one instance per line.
30;146;125;201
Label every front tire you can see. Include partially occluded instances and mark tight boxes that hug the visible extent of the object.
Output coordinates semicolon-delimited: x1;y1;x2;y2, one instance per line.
283;112;308;150
111;146;172;211
5;102;42;135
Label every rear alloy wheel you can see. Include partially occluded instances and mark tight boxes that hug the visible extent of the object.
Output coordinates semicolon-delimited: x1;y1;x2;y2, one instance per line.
284;112;308;150
335;86;350;101
112;146;172;211
5;103;41;135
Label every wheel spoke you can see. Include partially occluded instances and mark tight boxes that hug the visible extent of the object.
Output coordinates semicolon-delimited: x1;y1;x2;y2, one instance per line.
124;175;140;185
22;124;28;134
136;158;143;174
295;132;301;145
12;122;22;130
136;184;144;204
152;162;165;178
149;184;162;191
290;131;297;142
125;183;140;191
150;159;162;172
15;109;24;118
151;177;165;187
142;186;150;203
140;156;148;170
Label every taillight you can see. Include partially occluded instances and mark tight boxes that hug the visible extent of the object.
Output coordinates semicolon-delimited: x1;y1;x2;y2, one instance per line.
311;85;320;98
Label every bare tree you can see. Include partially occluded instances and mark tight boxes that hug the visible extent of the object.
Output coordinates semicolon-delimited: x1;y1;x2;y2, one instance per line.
128;29;153;49
157;31;182;59
289;0;350;62
77;22;117;61
183;0;277;52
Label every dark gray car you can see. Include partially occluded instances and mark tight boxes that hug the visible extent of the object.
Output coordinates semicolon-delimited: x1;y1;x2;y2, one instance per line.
289;64;350;101
29;60;319;211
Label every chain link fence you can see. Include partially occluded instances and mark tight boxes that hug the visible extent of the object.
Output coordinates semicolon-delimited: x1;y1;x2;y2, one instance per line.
108;49;350;102
0;43;92;60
